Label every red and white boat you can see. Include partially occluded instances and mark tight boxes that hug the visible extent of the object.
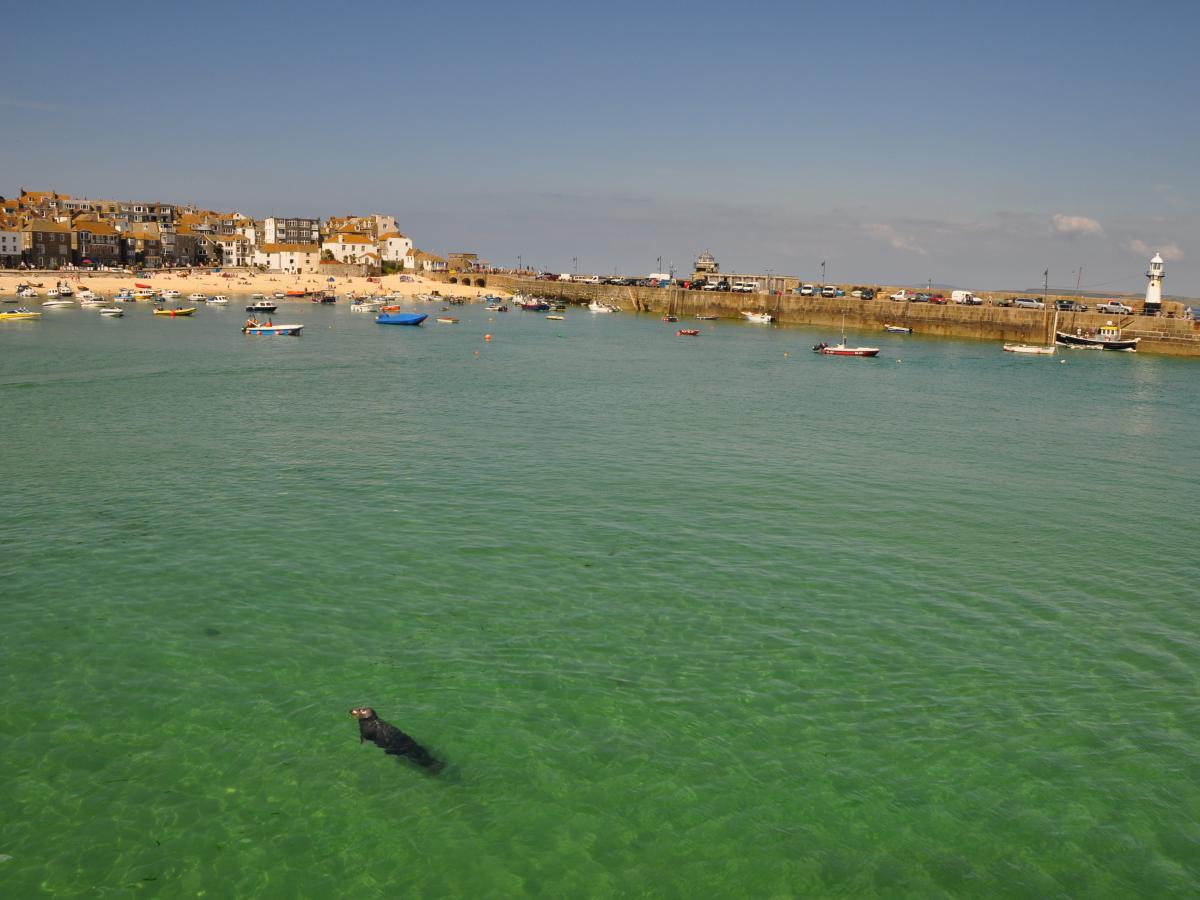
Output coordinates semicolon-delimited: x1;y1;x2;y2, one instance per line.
814;341;880;357
676;329;700;336
813;317;879;357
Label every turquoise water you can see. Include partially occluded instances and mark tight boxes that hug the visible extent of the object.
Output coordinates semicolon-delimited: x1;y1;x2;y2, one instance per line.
2;301;1198;897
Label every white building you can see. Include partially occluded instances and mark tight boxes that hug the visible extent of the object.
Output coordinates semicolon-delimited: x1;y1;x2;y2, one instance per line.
379;231;413;264
262;216;320;245
219;235;255;268
322;232;377;263
254;243;321;273
0;217;20;263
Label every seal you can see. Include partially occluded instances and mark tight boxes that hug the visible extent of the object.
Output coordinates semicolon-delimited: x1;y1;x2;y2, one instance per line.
349;707;443;772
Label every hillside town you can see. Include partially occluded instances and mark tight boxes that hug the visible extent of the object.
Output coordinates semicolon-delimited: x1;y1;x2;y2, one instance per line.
0;188;462;276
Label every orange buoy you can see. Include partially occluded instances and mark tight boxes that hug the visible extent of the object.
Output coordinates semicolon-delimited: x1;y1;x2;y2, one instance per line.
484;334;492;342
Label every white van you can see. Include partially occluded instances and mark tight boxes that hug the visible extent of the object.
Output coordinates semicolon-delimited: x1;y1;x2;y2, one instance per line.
821;285;837;298
731;281;757;293
799;284;815;296
558;273;573;282
952;289;981;305
577;275;601;284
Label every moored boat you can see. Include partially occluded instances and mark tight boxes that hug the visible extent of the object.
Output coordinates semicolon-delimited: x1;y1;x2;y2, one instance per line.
207;296;229;305
1055;321;1139;352
437;316;460;324
1003;342;1057;355
588;301;617;313
742;311;773;324
0;307;42;321
97;306;124;317
153;306;197;316
883;324;913;334
546;314;565;321
376;312;428;326
695;314;718;320
676;329;700;336
246;300;277;313
286;289;307;297
42;298;74;308
160;289;181;300
188;293;208;302
242;319;303;336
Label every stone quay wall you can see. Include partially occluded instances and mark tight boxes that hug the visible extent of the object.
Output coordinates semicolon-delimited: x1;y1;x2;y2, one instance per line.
475;275;1200;357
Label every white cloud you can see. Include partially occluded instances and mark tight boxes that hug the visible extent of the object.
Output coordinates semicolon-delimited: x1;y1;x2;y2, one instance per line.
862;223;927;255
1127;239;1184;261
1052;214;1104;236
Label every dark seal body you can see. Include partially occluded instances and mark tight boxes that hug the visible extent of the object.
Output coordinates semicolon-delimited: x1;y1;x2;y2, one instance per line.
350;707;443;772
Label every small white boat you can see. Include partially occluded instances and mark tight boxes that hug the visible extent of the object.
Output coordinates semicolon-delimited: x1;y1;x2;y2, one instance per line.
17;287;39;298
350;300;383;313
46;289;60;299
546;314;565;321
113;289;135;302
78;290;99;302
1003;343;1057;355
207;296;229;305
250;292;266;300
56;284;74;297
742;311;773;324
42;298;74;308
160;289;181;300
588;301;617;313
273;292;285;299
188;293;208;302
98;306;124;317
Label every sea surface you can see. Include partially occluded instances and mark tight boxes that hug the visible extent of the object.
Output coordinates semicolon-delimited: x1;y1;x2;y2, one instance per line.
2;299;1198;898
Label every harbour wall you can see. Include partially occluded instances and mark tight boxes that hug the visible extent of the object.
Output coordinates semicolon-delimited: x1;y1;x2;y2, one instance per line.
476;275;1200;357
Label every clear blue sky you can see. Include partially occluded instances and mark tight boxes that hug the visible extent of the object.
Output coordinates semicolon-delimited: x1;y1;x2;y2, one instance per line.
4;0;1198;294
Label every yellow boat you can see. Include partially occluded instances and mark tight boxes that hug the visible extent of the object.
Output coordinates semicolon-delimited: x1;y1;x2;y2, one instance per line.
133;290;156;300
0;308;42;321
153;306;197;317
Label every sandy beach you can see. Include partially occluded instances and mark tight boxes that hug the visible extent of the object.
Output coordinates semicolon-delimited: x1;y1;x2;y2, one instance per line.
0;268;504;299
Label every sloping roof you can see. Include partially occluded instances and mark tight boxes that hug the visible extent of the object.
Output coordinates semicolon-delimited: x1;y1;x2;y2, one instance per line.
378;231;409;240
73;219;118;235
326;232;372;245
27;218;70;233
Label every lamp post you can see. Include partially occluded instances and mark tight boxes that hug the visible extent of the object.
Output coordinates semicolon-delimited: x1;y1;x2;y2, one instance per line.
657;256;662;274
573;256;578;274
821;260;826;284
517;255;522;273
766;267;773;295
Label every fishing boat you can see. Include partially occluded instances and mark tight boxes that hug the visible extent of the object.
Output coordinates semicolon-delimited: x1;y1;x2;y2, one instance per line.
97;306;124;317
160;289;181;300
484;303;509;312
318;290;337;303
133;290;156;301
45;289;60;298
1055;321;1139;352
375;312;428;326
242;320;303;336
742;311;773;324
250;292;266;300
350;299;382;313
78;290;99;302
246;300;277;313
188;293;208;302
676;329;700;336
437;316;460;324
56;284;73;297
588;301;616;313
813;316;880;357
516;297;551;311
0;307;42;321
113;289;134;302
883;324;913;334
153;306;197;316
207;296;229;305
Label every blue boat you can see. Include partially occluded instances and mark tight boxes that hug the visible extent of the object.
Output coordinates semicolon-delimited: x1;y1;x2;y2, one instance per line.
375;312;428;326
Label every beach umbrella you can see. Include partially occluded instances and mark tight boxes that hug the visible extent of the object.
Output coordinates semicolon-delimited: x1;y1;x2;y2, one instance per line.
327;277;335;282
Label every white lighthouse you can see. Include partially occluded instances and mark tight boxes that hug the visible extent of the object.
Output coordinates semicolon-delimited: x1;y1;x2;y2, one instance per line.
1145;251;1164;313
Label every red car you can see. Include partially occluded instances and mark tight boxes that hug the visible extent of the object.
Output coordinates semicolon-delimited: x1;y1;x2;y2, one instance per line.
929;294;947;304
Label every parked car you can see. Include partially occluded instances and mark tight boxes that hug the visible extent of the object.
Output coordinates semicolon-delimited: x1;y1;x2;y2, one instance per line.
929;294;947;304
731;281;757;293
820;285;837;298
1055;300;1088;312
799;284;815;296
860;288;877;300
1096;300;1133;315
952;290;982;305
889;290;909;302
1013;297;1045;309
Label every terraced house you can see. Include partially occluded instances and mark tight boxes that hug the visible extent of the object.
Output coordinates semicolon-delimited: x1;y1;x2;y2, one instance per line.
0;215;21;264
24;218;72;268
70;216;121;266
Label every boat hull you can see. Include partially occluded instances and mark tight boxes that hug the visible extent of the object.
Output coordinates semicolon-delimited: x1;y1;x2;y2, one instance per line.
883;325;912;334
820;347;880;357
376;313;428;326
1055;331;1139;352
153;307;196;316
243;324;303;336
